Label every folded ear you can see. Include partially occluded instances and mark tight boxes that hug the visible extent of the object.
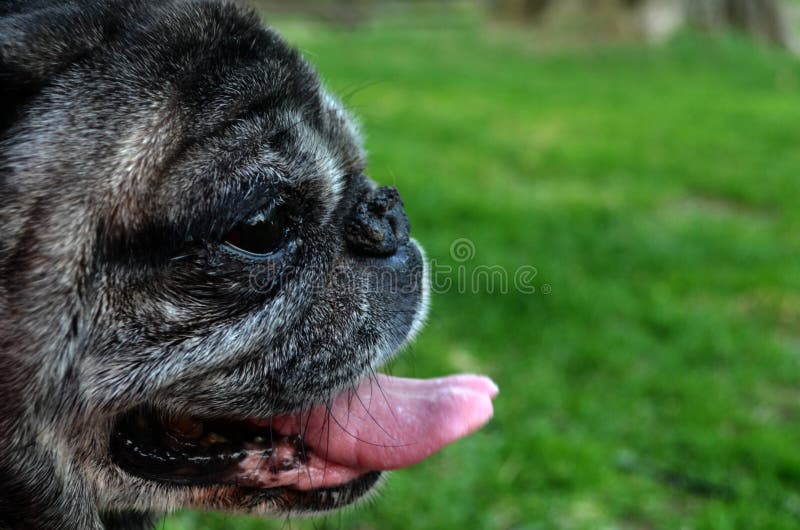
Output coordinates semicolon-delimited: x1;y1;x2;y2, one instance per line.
0;0;120;133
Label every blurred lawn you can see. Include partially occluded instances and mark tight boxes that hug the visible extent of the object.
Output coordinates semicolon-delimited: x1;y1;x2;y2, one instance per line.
164;9;800;530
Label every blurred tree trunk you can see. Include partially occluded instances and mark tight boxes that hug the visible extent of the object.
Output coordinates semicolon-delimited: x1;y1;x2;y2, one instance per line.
255;0;372;27
685;0;796;50
489;0;553;20
491;0;797;52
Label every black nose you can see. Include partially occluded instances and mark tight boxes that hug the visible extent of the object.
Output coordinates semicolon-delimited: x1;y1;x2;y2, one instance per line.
346;186;410;257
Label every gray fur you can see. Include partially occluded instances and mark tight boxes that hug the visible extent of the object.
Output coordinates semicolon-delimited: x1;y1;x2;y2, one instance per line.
0;1;427;528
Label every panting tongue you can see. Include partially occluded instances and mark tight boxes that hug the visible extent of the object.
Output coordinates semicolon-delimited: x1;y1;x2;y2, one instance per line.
274;374;498;471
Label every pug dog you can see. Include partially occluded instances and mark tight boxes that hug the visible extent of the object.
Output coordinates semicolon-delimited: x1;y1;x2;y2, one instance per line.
0;1;498;529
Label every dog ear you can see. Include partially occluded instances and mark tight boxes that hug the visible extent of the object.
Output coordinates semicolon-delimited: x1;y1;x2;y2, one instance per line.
0;1;122;134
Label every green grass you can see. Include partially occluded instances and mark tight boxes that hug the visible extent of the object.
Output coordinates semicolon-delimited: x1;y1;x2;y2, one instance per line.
163;12;800;530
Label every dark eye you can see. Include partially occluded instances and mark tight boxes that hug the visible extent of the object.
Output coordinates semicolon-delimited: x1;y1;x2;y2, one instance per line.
223;209;287;256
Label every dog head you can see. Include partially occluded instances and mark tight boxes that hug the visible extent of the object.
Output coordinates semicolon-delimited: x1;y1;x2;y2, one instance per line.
0;1;495;528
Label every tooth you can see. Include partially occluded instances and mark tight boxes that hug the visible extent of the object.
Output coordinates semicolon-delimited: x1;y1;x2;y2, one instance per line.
253;436;265;444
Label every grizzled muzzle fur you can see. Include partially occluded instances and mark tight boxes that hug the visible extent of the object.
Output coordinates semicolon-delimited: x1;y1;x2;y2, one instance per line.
0;1;431;528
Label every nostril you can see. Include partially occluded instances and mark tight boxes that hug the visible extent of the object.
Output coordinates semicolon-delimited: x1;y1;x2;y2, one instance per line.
369;187;399;216
346;186;410;257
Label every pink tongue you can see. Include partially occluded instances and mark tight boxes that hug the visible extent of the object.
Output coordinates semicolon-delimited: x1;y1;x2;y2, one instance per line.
274;374;498;471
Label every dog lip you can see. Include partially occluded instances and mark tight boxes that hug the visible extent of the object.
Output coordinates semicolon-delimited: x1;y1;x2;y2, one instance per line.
272;471;384;513
230;446;369;492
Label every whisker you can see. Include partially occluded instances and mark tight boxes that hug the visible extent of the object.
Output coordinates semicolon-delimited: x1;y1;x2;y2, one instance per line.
325;404;412;449
303;405;317;486
322;399;334;484
368;364;400;427
339;79;386;104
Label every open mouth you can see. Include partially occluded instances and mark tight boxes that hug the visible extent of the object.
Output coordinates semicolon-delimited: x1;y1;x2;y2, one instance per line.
110;374;497;511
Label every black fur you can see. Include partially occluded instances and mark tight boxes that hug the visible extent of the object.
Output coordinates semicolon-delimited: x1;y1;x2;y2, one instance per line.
0;1;427;528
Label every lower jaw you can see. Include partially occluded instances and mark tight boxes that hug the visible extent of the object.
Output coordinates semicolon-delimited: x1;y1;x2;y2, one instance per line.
249;471;383;513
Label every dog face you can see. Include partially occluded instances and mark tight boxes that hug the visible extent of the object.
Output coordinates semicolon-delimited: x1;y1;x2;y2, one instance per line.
0;1;495;529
